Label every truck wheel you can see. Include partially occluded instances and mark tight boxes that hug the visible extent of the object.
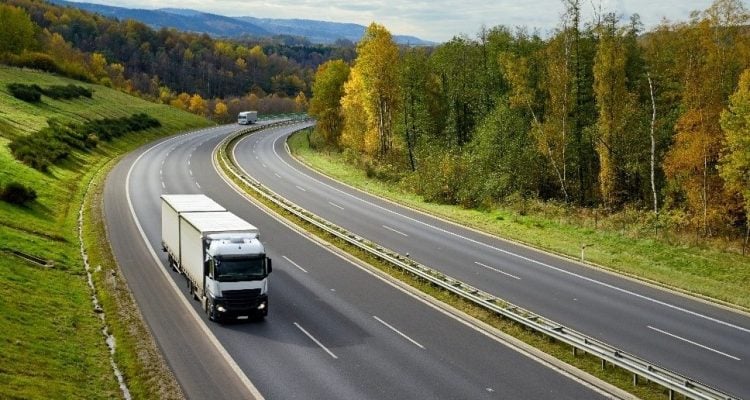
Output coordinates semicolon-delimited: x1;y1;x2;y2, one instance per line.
206;299;218;322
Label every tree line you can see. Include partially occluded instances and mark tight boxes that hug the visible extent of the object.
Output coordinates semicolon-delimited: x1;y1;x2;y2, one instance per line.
309;0;750;250
1;0;345;119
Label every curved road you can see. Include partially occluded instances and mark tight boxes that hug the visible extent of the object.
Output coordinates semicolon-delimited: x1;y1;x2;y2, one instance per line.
233;123;750;398
104;122;605;399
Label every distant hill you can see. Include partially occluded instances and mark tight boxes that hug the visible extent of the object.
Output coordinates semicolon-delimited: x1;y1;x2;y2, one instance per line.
50;0;434;45
232;15;432;45
49;0;269;36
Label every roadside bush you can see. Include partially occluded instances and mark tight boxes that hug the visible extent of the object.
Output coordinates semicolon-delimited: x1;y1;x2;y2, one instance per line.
7;83;42;102
10;114;161;170
1;181;37;205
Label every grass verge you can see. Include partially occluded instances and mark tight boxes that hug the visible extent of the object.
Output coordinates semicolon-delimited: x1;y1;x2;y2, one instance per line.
287;131;750;311
218;131;685;400
0;66;211;399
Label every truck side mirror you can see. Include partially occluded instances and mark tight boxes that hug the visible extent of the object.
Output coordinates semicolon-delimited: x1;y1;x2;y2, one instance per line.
267;258;272;273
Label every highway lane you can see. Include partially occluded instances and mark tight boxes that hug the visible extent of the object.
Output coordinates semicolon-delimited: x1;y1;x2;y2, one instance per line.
234;123;750;398
104;122;605;399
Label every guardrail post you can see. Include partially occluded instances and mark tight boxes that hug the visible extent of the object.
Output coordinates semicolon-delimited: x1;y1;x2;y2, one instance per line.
572;346;577;357
601;359;606;370
668;388;674;400
633;373;638;386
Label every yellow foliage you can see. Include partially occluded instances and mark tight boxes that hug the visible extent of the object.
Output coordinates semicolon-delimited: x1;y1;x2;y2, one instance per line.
214;101;228;118
189;94;207;116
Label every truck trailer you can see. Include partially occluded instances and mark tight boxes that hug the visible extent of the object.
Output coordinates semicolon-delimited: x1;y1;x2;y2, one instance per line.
161;195;272;321
237;110;258;125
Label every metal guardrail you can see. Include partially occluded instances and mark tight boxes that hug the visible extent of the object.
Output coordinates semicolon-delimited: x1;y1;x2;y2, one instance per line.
217;123;738;400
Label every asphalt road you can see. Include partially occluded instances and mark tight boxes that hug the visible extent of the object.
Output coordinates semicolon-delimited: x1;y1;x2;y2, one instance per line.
232;123;750;399
104;122;605;400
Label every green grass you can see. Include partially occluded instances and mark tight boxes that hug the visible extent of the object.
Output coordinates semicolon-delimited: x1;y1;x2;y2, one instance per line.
0;66;211;399
288;131;750;310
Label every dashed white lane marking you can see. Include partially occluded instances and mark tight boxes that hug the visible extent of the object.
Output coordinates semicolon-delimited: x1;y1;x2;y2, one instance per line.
262;163;266;168
295;185;307;192
474;261;521;280
189;170;193;176
282;256;308;273
328;201;344;210
195;182;201;189
382;225;408;237
265;133;750;335
294;323;338;359
647;326;740;361
373;316;425;349
161;181;165;189
274;173;282;178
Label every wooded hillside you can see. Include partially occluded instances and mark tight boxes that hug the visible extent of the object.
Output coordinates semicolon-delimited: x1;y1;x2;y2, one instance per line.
1;0;353;120
309;0;750;251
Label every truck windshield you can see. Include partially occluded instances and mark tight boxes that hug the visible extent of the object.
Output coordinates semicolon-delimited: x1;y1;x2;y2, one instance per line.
216;257;265;281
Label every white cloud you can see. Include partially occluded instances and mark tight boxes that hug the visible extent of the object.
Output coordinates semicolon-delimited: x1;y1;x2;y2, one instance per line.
68;0;717;42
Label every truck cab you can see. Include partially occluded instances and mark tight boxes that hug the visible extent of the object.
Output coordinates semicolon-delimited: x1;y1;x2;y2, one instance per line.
203;233;272;321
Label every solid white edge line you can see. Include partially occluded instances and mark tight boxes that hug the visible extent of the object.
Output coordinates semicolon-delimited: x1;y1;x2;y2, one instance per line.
293;322;338;359
265;133;750;335
647;326;741;361
382;225;408;237
282;255;308;273
373;315;425;349
474;261;521;280
125;130;265;400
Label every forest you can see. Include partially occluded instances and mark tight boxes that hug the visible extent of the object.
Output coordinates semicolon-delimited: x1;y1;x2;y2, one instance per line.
0;0;352;120
308;0;750;252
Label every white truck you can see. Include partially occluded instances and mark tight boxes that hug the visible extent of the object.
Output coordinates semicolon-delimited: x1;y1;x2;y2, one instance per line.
237;110;258;125
161;195;272;321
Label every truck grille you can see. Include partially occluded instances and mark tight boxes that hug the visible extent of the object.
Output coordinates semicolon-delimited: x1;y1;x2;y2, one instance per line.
222;289;262;309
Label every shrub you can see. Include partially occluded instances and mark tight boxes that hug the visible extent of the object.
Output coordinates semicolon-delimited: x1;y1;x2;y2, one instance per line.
42;84;92;100
1;181;37;205
9;114;160;170
7;83;42;102
3;52;61;74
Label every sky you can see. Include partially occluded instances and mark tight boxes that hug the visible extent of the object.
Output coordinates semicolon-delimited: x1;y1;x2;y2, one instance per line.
69;0;719;42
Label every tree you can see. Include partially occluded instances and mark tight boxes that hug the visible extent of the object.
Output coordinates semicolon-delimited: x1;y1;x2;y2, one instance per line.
399;48;431;171
189;93;207;116
341;67;377;154
593;15;633;207
0;5;36;55
213;100;228;120
294;91;308;112
720;69;750;254
309;59;350;147
341;23;400;159
663;0;749;235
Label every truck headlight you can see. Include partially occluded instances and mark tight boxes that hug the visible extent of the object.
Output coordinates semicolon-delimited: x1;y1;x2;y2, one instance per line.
217;305;227;312
257;302;266;310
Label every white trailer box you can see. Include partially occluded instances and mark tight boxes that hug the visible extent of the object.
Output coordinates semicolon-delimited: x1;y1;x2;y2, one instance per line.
178;211;259;294
237;110;258;125
160;194;225;267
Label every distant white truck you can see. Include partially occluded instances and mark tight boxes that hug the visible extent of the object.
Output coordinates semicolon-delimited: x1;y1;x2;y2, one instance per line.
161;194;272;321
237;110;258;125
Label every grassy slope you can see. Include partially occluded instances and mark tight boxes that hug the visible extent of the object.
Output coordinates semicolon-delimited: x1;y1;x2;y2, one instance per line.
288;132;750;310
0;66;212;399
